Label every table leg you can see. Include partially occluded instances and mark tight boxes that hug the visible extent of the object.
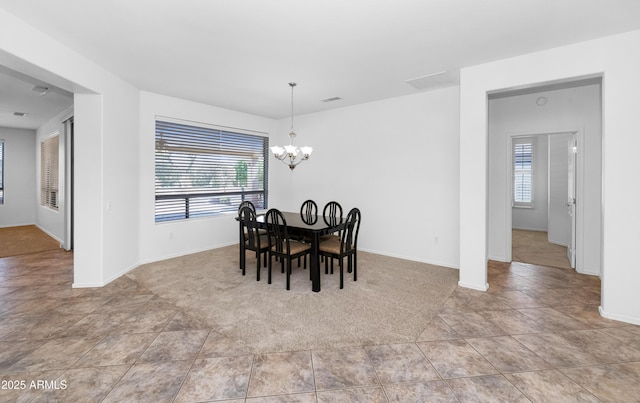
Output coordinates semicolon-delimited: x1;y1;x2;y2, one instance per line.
311;232;320;292
239;225;245;274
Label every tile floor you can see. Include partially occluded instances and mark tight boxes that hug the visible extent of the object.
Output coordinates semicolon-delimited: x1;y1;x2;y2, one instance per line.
1;250;640;402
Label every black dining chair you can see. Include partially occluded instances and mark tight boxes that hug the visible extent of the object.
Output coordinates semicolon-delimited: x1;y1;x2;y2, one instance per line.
319;207;361;289
322;201;343;227
265;208;312;290
320;201;343;270
238;201;254;271
294;199;318;268
300;199;318;224
321;201;343;239
238;200;256;215
238;201;256;240
238;200;266;235
238;206;270;281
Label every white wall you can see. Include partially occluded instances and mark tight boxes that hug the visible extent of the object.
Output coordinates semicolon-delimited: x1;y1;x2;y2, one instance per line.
0;127;36;227
486;84;601;273
0;8;141;287
460;30;640;324
279;87;461;268
137;91;278;264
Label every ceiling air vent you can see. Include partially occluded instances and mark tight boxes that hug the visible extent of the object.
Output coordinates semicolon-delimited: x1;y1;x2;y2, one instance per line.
13;112;27;117
405;71;459;91
321;96;342;103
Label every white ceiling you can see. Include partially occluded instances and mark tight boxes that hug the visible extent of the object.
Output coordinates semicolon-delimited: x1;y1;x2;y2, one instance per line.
0;66;73;130
1;0;640;127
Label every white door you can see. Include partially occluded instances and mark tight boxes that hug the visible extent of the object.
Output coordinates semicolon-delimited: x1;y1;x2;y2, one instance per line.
567;134;577;268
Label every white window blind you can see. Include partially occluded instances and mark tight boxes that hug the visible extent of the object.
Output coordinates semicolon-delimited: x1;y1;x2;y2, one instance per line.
41;134;60;210
513;137;535;208
0;140;4;204
155;119;268;222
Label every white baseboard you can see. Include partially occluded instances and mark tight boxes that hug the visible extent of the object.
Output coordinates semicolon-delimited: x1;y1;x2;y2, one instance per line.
72;282;105;288
136;241;237;266
72;260;139;289
358;247;459;270
458;281;489;291
599;306;640;326
576;268;600;277
73;241;240;289
512;226;547;232
35;224;63;246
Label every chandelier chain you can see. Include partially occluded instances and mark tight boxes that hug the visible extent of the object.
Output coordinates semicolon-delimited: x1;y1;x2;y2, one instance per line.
290;82;296;134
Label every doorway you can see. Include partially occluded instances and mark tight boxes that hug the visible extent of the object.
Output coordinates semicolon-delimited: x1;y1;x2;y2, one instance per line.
0;65;74;252
510;131;576;270
487;77;602;276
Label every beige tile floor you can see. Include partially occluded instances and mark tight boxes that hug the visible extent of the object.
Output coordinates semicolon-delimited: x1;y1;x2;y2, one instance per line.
1;250;640;402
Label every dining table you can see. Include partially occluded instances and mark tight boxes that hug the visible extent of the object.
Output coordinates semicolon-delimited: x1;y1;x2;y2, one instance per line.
248;211;344;292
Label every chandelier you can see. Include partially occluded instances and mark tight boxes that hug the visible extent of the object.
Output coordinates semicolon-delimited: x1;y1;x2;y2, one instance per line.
270;82;313;170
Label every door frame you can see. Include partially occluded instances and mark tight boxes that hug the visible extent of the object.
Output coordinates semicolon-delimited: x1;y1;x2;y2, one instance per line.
504;128;584;270
62;116;74;250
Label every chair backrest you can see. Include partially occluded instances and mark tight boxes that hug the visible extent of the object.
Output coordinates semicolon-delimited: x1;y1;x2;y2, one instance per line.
238;200;256;216
300;199;318;224
239;206;261;250
265;208;290;255
323;201;343;226
340;207;361;253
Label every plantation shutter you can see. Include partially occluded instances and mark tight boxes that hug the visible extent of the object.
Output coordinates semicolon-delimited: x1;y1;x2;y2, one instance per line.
41;134;60;210
513;137;534;207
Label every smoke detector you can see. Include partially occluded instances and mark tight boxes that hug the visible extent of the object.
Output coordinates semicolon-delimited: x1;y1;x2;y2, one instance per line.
32;85;50;96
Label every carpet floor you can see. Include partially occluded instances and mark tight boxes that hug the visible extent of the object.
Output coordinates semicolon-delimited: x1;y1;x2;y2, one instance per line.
127;246;460;353
0;225;60;258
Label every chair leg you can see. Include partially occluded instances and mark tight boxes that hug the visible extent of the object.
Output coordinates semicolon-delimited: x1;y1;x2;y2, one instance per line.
339;257;344;289
324;256;329;274
286;259;291;290
267;254;272;284
353;252;357;282
239;242;245;274
239;248;246;276
256;251;261;281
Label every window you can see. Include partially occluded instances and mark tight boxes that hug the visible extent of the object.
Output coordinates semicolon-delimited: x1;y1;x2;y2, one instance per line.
41;133;59;210
155;119;268;222
513;137;535;208
0;140;4;204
